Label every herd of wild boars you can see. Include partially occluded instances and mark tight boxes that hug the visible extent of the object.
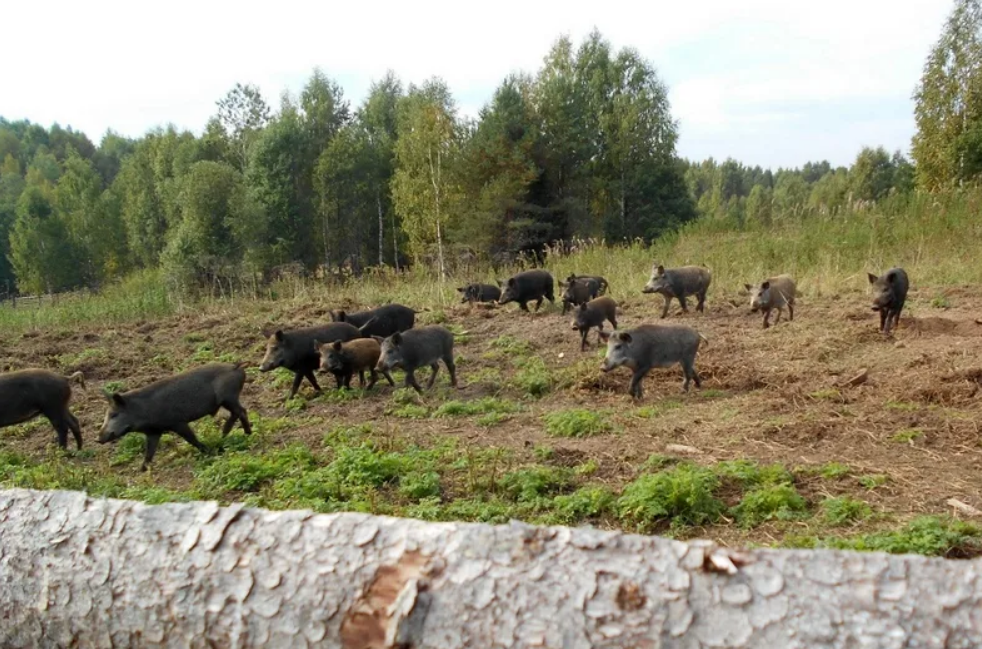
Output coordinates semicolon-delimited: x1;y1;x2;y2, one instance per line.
0;262;912;469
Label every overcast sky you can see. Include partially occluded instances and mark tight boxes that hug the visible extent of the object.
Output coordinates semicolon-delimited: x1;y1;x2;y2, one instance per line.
2;0;949;169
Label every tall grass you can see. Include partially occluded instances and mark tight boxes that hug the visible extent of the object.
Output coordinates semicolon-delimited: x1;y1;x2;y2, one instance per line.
3;189;980;332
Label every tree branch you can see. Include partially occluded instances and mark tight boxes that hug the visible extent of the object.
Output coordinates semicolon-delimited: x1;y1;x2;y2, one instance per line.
1;488;980;648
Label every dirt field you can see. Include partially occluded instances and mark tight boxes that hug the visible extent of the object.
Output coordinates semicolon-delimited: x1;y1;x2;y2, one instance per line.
2;283;981;551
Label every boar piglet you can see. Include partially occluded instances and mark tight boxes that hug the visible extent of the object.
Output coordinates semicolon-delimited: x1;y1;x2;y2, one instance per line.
331;304;416;338
571;296;618;351
98;362;251;471
376;325;457;393
744;274;797;328
318;338;395;389
642;264;712;318
0;369;85;450
561;278;601;314
566;274;609;295
600;325;707;399
868;267;909;334
260;320;373;400
498;270;556;312
457;283;501;304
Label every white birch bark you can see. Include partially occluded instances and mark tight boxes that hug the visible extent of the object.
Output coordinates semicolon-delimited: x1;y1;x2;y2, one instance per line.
1;488;980;648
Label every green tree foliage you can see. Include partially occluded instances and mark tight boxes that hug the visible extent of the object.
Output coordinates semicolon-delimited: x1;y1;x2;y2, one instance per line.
393;79;462;277
9;180;77;295
217;83;272;171
912;0;982;189
359;72;403;267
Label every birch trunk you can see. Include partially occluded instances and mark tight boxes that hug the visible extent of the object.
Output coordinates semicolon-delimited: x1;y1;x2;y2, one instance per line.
377;190;384;268
1;488;981;648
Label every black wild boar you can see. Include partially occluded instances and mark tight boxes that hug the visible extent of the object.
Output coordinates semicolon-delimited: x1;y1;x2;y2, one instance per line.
318;338;395;389
97;362;251;471
0;369;85;450
868;267;909;334
330;304;416;338
642;264;712;318
376;325;457;393
600;325;708;398
571;296;618;351
498;270;556;312
457;283;501;304
744;274;797;328
561;278;601;315
260;321;376;399
566;274;609;295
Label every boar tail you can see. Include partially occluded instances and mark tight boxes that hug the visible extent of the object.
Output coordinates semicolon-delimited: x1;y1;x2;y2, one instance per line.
66;371;86;389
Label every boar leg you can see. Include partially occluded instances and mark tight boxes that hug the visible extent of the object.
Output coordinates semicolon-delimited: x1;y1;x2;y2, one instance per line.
879;309;888;333
358;370;366;388
762;310;771;329
426;363;440;389
446;357;458;388
66;412;83;450
367;370;379;390
288;372;304;399
47;414;70;450
562;301;570;315
405;369;424;393
381;369;397;387
628;368;648;400
788;302;794;321
518;301;530;313
608;314;618;329
660;296;671;319
681;358;701;391
221;401;251;437
141;434;162;471
773;308;783;325
696;291;706;313
303;369;323;392
580;329;589;351
172;422;209;456
678;295;689;313
533;297;544;312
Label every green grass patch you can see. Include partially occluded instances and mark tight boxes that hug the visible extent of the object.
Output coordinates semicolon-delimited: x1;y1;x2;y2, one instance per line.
499;466;574;503
433;398;520;418
859;474;889;490
890;428;924;443
818;517;982;557
731;484;808;528
820;497;873;526
543;409;613;438
617;463;723;530
715;459;793;488
511;356;552;397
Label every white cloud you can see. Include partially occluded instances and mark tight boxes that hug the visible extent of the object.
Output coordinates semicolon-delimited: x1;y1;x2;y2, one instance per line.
0;0;952;167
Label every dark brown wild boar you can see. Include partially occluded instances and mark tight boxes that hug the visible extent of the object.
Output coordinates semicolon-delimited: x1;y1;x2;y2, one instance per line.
457;283;501;304
330;304;416;338
868;267;909;334
744;274;797;328
376;326;457;393
571;296;618;351
317;338;395;389
566;274;609;295
642;264;712;318
561;278;601;314
97;362;251;471
600;325;708;398
498;270;556;312
0;369;85;450
259;320;374;400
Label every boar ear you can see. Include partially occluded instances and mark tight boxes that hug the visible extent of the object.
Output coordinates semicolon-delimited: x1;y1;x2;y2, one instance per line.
391;332;403;346
886;272;896;284
496;279;503;287
507;278;516;287
620;332;633;344
274;330;285;342
867;272;878;285
656;265;665;274
332;340;342;351
579;302;588;311
456;287;465;293
110;392;126;408
761;281;770;290
337;310;347;321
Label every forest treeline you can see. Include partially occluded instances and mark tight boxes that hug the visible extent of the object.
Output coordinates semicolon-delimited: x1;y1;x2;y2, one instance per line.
0;1;978;296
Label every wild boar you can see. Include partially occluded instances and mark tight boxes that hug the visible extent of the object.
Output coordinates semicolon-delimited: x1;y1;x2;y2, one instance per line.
97;362;251;471
317;338;395;390
330;304;416;338
600;325;708;398
457;283;501;304
0;369;85;450
642;264;712;318
259;320;373;400
868;267;909;334
561;278;601;315
744;274;797;328
571;296;618;351
498;270;556;312
376;325;457;393
566;274;609;295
